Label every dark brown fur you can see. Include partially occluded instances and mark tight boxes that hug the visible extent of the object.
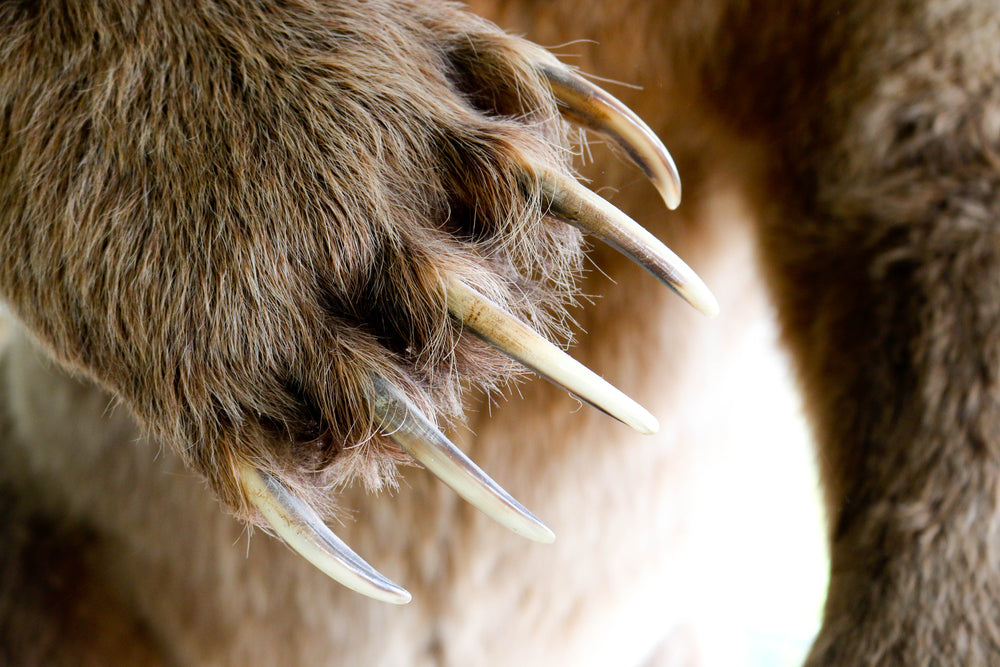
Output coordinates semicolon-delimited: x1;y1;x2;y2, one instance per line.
2;0;1000;664
0;0;584;516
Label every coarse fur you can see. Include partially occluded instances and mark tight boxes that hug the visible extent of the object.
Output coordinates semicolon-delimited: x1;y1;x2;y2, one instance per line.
1;0;999;665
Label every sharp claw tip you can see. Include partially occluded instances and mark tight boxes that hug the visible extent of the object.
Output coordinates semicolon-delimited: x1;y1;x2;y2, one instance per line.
510;509;556;544
371;373;558;547
620;401;659;435
695;290;721;318
659;181;681;210
678;275;719;318
534;526;557;544
386;589;413;605
638;414;660;435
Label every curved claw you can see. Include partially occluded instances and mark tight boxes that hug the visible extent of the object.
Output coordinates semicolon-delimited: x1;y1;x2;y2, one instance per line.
538;169;719;317
238;463;411;604
540;64;682;210
367;376;555;544
445;276;659;434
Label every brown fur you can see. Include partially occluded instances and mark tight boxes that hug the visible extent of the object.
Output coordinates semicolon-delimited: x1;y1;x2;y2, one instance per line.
1;0;999;664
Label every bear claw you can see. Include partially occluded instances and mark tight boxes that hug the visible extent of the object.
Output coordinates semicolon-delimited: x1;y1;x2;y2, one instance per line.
245;63;715;603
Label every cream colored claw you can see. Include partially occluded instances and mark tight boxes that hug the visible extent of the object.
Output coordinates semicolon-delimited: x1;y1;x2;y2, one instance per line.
445;276;659;434
238;463;411;604
539;170;719;317
367;376;555;543
541;64;682;210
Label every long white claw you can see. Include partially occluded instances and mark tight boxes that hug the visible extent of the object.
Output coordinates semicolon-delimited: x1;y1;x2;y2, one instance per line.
540;64;682;210
539;170;719;317
238;463;411;604
367;376;555;544
445;276;659;435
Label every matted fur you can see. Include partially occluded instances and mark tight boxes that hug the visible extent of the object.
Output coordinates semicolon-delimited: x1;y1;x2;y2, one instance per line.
2;0;1000;664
